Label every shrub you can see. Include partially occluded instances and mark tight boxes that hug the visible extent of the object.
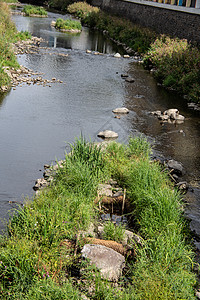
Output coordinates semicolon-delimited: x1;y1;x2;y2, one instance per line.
55;18;82;31
144;36;200;102
22;5;47;17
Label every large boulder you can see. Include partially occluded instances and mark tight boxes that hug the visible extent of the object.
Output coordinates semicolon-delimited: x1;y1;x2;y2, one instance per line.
81;244;125;281
97;130;118;139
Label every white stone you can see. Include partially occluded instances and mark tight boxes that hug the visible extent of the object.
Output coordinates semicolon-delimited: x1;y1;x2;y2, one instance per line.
97;130;118;139
114;53;121;58
112;107;129;114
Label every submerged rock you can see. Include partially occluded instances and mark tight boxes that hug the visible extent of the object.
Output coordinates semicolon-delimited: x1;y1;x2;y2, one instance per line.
125;77;135;83
81;244;125;281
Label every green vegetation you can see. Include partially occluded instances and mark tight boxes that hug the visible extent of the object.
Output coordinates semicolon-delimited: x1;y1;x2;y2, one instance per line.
22;5;47;17
143;36;200;103
67;2;155;54
67;2;200;103
0;2;31;90
0;136;197;299
55;18;82;32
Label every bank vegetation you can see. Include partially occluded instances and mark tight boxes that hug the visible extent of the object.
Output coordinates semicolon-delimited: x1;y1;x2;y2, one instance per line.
0;1;31;91
67;2;200;103
0;137;197;299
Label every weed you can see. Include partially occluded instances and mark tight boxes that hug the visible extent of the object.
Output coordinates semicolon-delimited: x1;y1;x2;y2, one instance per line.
22;5;47;17
55;18;82;31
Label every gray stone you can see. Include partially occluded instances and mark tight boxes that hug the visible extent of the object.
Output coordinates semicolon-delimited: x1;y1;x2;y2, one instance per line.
175;114;185;121
98;184;113;197
121;74;129;78
158;114;169;121
112;107;129;114
167;159;183;175
151;110;162;117
81;244;125;281
97;130;118;139
125;77;135;83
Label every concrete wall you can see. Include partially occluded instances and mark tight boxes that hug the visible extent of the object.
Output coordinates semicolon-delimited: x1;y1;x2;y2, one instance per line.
91;0;200;43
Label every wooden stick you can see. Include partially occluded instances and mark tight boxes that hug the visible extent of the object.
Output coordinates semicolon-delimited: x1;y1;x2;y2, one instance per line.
122;188;126;215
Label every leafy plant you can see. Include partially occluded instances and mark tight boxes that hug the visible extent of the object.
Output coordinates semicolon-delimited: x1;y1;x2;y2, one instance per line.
22;5;47;17
55;18;81;31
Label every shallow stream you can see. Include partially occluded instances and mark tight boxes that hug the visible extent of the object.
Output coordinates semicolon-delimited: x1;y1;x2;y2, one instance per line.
0;6;199;247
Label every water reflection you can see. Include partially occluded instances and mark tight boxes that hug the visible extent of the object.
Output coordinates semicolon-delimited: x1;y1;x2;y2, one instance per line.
12;9;124;54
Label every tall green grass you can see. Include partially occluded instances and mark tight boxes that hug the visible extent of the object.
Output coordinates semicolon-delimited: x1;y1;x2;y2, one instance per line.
0;2;31;89
55;18;82;31
0;137;197;299
22;5;47;17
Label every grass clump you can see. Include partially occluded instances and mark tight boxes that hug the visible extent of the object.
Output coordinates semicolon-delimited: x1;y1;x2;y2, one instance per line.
22;5;48;17
144;35;200;102
0;136;197;299
0;2;31;90
102;221;125;243
55;18;82;32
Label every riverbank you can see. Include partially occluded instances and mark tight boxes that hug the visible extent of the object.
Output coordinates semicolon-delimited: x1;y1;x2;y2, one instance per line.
67;2;200;103
0;2;32;92
0;137;198;299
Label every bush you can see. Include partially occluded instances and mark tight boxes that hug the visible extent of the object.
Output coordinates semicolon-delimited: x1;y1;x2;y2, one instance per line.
55;18;81;31
22;5;47;17
144;36;200;102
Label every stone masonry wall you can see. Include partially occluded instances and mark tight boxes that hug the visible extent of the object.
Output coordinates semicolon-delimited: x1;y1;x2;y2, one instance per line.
91;0;200;44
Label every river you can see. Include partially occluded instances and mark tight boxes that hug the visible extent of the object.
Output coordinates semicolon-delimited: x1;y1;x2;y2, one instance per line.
0;6;200;247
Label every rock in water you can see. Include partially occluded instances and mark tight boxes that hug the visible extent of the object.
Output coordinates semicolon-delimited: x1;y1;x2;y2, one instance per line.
97;130;118;139
81;244;125;281
114;53;121;58
112;107;129;114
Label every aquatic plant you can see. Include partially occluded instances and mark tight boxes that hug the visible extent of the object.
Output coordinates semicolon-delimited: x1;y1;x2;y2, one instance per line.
22;5;47;17
55;18;82;32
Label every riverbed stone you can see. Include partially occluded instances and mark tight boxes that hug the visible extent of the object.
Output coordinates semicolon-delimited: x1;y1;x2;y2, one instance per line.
167;159;183;175
97;130;118;139
81;244;125;281
114;53;121;58
112;107;129;114
125;77;135;83
163;108;179;119
98;184;113;197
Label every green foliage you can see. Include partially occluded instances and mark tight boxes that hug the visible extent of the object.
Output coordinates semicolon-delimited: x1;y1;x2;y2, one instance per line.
22;5;47;17
0;3;32;89
67;2;99;18
0;137;196;298
144;35;200;102
55;18;82;31
67;2;156;54
102;221;125;243
48;0;73;11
